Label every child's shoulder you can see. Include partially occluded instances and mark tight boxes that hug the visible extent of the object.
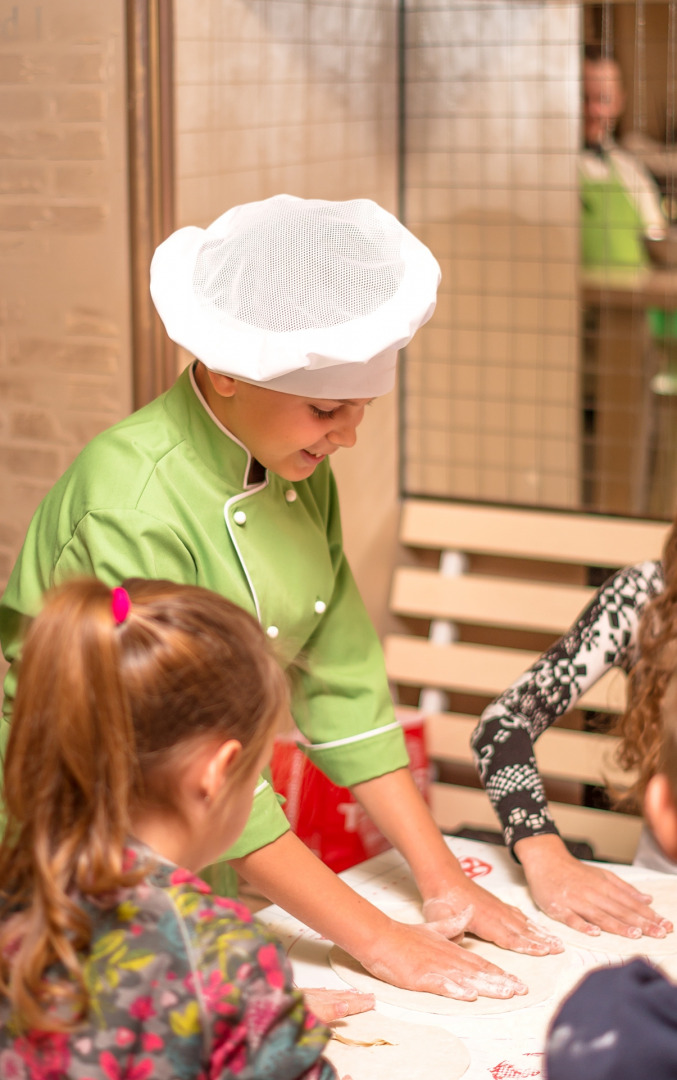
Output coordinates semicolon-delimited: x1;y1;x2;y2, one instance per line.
548;958;677;1080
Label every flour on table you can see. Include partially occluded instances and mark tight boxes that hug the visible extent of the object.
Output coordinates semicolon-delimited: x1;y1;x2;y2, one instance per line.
324;1012;471;1080
498;880;677;957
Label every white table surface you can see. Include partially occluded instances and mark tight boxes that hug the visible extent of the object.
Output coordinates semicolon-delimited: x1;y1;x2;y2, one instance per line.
255;836;671;1080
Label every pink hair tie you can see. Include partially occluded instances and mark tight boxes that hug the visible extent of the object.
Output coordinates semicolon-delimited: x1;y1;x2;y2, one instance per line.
111;587;131;625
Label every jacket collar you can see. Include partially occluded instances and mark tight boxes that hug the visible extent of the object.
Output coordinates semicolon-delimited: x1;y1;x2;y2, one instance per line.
163;364;266;491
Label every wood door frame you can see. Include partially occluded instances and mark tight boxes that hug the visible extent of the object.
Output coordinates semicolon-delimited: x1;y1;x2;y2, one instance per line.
126;0;177;409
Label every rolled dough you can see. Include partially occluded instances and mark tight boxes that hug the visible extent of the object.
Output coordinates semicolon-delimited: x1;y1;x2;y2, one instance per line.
328;936;570;1016
498;880;677;957
324;1011;471;1080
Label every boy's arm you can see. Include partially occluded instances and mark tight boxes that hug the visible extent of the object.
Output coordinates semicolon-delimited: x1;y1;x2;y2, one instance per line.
231;830;527;1000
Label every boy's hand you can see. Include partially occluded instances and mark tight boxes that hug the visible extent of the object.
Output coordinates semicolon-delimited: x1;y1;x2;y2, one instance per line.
356;914;529;1000
515;833;673;939
422;882;564;955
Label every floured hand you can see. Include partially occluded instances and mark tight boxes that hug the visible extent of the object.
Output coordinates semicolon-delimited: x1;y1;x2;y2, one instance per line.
354;913;529;1001
516;833;673;938
422;879;564;956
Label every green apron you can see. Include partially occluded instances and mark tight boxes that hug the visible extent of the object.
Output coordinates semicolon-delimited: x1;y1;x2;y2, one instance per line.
582;165;677;342
581;163;647;270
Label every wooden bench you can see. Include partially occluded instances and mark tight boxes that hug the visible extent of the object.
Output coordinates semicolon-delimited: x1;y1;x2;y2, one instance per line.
385;500;670;863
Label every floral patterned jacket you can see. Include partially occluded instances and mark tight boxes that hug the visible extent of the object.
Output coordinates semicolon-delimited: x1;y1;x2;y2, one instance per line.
0;843;336;1080
471;561;664;851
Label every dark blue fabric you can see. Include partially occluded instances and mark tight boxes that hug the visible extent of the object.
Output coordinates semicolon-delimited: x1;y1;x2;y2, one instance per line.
546;959;677;1080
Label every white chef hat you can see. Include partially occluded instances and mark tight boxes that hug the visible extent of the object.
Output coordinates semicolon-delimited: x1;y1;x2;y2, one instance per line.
150;194;441;398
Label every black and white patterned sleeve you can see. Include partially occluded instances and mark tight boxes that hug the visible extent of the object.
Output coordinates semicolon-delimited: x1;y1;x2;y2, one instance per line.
470;561;663;852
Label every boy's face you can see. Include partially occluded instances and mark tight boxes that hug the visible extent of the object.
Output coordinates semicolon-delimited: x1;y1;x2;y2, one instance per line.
208;374;373;481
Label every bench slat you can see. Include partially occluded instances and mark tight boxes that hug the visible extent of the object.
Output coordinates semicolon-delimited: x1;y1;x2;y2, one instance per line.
429;784;642;863
412;709;635;787
392;568;594;634
385;636;626;712
401;500;668;567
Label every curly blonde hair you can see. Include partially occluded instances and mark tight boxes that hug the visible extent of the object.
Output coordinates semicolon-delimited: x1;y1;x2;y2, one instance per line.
612;521;677;809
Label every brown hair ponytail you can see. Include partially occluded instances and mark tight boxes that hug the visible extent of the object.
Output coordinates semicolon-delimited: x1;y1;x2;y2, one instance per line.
0;577;287;1031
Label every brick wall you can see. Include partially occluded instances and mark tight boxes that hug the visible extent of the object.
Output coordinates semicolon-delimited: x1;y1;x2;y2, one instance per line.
0;1;132;592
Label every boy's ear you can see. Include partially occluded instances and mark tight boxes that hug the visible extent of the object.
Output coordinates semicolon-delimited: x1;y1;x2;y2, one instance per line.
645;773;677;861
206;370;237;398
201;739;243;802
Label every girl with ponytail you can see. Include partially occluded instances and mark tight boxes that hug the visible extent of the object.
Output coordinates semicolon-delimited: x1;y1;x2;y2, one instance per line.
0;577;343;1078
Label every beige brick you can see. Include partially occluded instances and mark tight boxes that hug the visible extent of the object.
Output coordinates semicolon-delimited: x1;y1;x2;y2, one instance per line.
0;550;13;584
47;204;108;231
53;162;102;197
52;52;105;84
11;338;118;374
17;52;105;85
0;445;59;480
67;379;124;411
0;161;47;194
53;88;105;122
0;88;46;122
0;54;25;83
0;520;20;548
9;337;63;367
0;375;36;403
0;204;51;231
0;127;106;160
54;342;119;374
68;415;116;444
10;408;64;443
65;308;119;337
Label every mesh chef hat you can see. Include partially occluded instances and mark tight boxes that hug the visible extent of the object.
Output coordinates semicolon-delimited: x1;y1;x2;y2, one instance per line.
150;194;441;397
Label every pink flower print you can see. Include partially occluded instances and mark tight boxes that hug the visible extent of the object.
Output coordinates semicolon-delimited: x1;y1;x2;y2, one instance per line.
211;897;252;922
15;1031;70;1079
115;1029;135;1048
257;944;285;989
198;970;236;1015
74;1038;92;1056
129;996;156;1021
199;910;216;921
100;1051;153;1080
169;868;210;894
209;1025;247;1079
130;924;143;936
0;1049;26;1080
141;1034;163;1053
160;990;178;1008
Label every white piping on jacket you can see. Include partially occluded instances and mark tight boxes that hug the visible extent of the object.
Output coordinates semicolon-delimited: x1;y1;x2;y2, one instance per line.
309;720;401;751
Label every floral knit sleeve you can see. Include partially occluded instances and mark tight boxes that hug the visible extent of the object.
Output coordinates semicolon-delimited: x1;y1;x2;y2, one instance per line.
470;561;664;852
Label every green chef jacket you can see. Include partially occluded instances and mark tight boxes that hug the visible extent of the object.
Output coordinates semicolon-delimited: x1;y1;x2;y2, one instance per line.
0;365;408;859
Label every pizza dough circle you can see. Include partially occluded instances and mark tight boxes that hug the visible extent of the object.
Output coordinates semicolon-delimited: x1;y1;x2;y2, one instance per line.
499;879;677;957
329;935;570;1016
324;1012;471;1080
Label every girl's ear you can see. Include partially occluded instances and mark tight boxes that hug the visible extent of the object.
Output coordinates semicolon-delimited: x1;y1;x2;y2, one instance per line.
201;739;243;802
205;370;237;398
645;773;677;861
